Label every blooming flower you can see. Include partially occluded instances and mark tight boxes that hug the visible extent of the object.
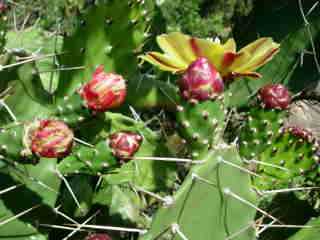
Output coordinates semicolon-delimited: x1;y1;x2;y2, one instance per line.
140;32;280;80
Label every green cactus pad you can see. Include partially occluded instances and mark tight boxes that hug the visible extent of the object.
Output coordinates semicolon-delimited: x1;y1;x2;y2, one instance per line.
239;107;287;160
0;8;7;53
139;144;257;240
54;93;92;127
58;139;117;175
102;130;177;192
0;159;61;239
55;0;178;110
239;107;319;190
93;183;147;227
0;61;51;124
287;216;320;240
0;123;25;165
253;129;319;190
56;0;153;98
60;175;94;218
176;97;226;158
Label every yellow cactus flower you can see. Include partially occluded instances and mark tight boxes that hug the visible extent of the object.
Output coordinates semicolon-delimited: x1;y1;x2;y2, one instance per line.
139;32;280;80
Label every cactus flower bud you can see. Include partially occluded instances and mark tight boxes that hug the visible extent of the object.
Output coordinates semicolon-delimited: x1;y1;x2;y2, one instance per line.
80;65;126;112
85;233;112;240
258;84;291;109
30;120;74;158
0;1;8;14
108;131;142;159
286;126;313;141
179;57;224;101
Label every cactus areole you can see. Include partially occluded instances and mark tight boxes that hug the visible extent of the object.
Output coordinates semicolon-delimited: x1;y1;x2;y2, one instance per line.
108;131;142;159
29;120;74;158
258;84;291;109
179;57;224;101
79;65;127;112
85;233;112;240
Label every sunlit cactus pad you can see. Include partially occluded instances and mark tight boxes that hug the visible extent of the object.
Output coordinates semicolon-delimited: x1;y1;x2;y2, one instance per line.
140;145;257;240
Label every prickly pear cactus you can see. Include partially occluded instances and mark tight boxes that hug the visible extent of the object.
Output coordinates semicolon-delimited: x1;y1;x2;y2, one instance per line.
176;98;226;157
2;1;320;240
57;0;159;104
139;145;257;240
239;85;320;192
0;159;61;240
0;123;25;164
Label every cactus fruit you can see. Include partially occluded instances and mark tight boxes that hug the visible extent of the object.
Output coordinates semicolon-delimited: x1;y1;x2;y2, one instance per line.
0;1;8;13
258;83;291;109
285;126;313;141
25;119;74;158
79;65;127;112
86;233;112;240
179;57;224;101
55;65;127;126
108;131;142;160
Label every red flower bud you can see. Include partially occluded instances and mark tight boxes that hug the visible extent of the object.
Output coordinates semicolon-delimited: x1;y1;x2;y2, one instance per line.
285;126;313;141
258;84;291;109
80;65;126;112
30;120;74;158
179;57;224;101
0;1;8;14
85;233;112;240
108;131;142;159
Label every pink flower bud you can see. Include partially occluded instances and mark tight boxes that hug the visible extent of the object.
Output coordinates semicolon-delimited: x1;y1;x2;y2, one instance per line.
179;57;224;101
30;120;74;158
258;84;291;109
80;65;126;112
85;233;112;240
108;131;142;159
0;1;8;14
285;126;313;141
